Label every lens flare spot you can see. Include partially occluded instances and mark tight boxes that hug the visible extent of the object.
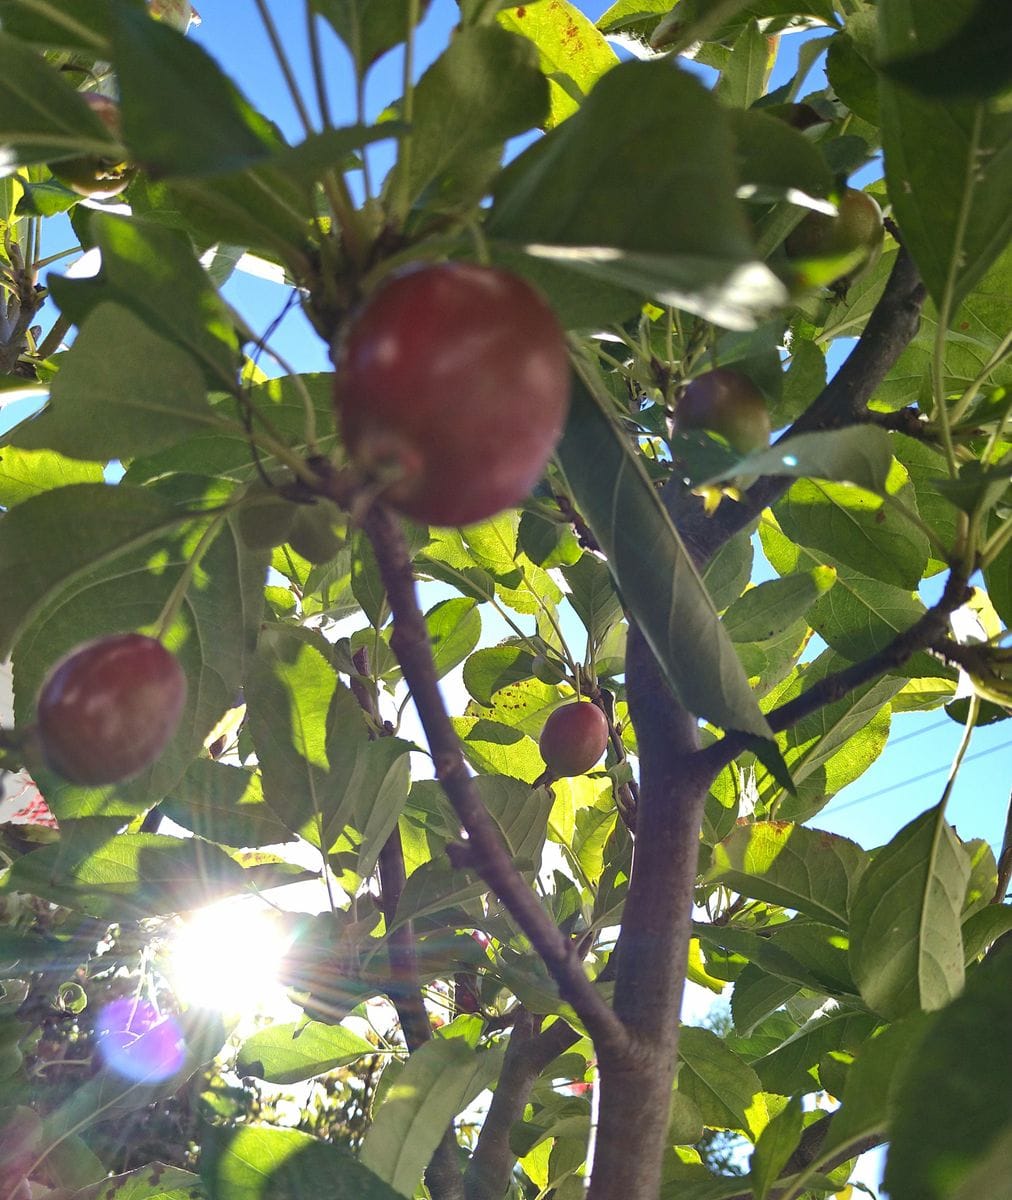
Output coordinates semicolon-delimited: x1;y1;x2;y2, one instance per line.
168;902;291;1016
97;998;185;1082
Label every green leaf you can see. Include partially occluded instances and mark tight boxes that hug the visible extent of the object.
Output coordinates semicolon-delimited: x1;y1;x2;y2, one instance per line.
236;1021;373;1085
752;1010;878;1096
0;483;186;658
561;554;623;651
455;715;545;783
49;213;240;390
722;570;831;643
849;806;971;1020
463;644;537;707
360;1037;505;1195
0;447;104;507
0;32;121;164
310;0;432;73
72;1165;206;1200
885;949;1012;1200
498;0;616;128
759;653;900;821
7;303;218;461
961;903;1012;962
879;0;1012;309
730;964;799;1037
706;822;868;929
750;1096;803;1200
427;597;481;679
820;1015;932;1161
351;533;388;628
244;633;366;840
203;1125;402;1200
879;0;1012;101
246;632;411;873
477;774;553;866
825;20;880;125
706;426;894;493
761;520;936;677
768;918;856;995
775;474;929;592
111;6;274;176
715;19;772;109
517;509;582;569
125;373;338;485
730;110;834;205
384;25;549;216
0;0;142;49
392;859;486;929
0;831;250;918
489;61;786;331
159;760;294;849
558;372;771;739
677;1026;767;1138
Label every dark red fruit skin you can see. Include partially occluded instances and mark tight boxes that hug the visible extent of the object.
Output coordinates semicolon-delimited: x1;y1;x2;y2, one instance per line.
538;701;610;778
675;368;771;454
335;262;570;527
36;634;187;785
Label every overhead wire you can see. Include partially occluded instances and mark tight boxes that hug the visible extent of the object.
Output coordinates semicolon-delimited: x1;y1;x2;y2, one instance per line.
827;738;1012;814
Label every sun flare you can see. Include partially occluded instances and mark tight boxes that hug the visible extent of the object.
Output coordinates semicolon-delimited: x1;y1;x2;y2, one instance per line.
168;902;294;1017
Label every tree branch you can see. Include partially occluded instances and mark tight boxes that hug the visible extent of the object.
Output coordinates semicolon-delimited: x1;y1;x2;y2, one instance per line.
352;647;463;1200
585;248;929;1199
359;502;629;1060
696;566;972;773
464;1013;579;1200
722;1121;885;1200
586;626;718;1200
993;789;1012;904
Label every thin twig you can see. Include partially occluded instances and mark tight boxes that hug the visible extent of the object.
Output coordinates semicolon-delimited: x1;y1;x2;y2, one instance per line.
351;646;464;1200
696;567;973;775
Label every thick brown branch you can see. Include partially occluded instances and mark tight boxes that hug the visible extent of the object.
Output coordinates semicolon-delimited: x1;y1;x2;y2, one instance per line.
464;1013;579;1200
587;626;717;1200
360;502;629;1060
675;245;927;567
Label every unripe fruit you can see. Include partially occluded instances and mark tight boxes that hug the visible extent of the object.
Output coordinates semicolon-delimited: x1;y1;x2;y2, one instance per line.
335;262;570;527
287;500;344;563
50;94;134;198
36;634;187;785
675;368;771;455
538;701;609;778
236;483;298;550
785;188;883;273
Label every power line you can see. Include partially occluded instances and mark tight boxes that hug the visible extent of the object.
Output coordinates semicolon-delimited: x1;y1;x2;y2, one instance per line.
885;718;951;747
828;739;1012;814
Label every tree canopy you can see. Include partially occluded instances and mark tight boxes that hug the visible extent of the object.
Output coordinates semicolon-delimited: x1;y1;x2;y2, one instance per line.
0;2;1009;1200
